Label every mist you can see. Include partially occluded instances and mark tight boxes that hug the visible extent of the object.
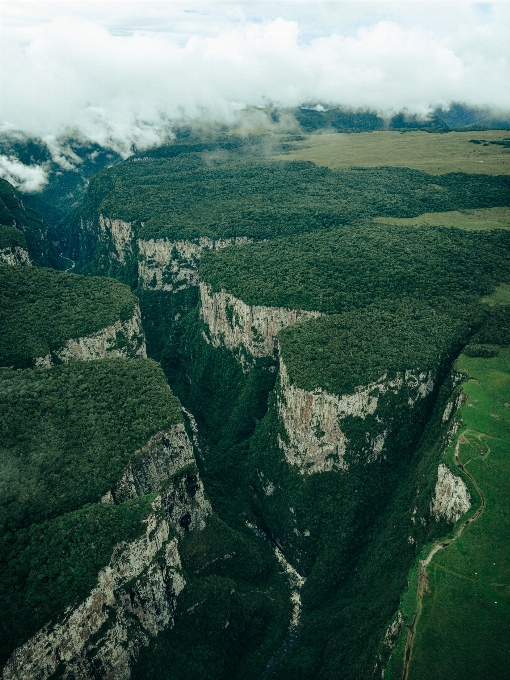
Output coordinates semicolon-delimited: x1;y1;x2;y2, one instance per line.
1;1;510;189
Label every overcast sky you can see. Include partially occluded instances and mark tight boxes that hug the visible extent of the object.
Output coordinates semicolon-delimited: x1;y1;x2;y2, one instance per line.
1;1;510;160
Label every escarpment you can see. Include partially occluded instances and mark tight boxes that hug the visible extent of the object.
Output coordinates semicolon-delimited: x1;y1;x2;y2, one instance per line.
200;281;321;360
0;246;31;266
0;265;144;369
2;503;185;680
102;423;211;533
137;236;252;292
35;302;146;367
276;357;435;474
90;213;254;292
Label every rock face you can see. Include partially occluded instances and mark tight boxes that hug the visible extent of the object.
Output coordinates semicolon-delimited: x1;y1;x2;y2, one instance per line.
99;215;134;265
96;215;253;291
276;357;436;474
3;423;210;680
0;247;31;266
430;463;471;523
200;282;321;360
138;236;252;292
103;423;212;534
2;501;184;680
35;304;147;367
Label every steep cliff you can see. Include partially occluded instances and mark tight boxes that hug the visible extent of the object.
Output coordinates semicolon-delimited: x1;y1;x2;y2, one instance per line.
35;303;146;367
138;237;252;292
0;265;142;369
276;357;435;474
0;246;31;266
200;281;321;362
103;424;211;533
2;502;184;680
0;361;212;680
0;179;59;267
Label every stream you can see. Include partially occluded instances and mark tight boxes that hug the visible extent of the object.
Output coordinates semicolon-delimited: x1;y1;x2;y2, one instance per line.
182;406;305;679
60;254;76;273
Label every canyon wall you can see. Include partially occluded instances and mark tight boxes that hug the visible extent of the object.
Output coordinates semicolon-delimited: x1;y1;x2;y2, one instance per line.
3;502;184;680
138;236;252;292
200;282;321;360
276;357;435;474
35;304;147;367
0;247;31;266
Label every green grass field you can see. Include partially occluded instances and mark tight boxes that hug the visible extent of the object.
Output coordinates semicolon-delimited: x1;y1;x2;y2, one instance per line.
373;207;510;231
273;130;510;175
384;338;510;680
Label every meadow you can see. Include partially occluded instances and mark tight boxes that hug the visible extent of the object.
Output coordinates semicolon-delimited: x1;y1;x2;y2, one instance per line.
273;130;510;176
405;348;510;679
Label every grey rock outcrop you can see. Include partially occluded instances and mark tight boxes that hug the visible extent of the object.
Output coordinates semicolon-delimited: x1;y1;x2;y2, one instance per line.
200;282;321;361
430;463;471;523
2;501;184;680
277;357;436;474
103;423;211;534
35;304;147;367
0;247;31;266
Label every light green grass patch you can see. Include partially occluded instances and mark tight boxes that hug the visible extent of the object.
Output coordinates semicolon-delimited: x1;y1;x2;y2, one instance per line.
482;282;510;306
272;130;510;175
406;348;510;679
374;207;510;232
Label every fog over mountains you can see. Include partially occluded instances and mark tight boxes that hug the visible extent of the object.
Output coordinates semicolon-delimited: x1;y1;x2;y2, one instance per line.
1;1;510;191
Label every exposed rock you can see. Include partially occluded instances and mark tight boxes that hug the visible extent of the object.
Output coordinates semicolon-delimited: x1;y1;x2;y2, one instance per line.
383;611;404;650
35;304;147;367
277;357;436;474
107;424;211;534
0;247;31;266
2;501;185;680
430;463;471;523
138;236;252;292
99;215;134;265
200;282;321;360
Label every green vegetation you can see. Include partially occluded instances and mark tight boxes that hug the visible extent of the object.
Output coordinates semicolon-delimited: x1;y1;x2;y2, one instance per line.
401;348;510;679
74;152;509;250
0;224;26;251
374;206;510;231
201;224;510;313
0;179;59;267
278;301;470;394
0;496;155;666
0;359;182;534
273;130;510;175
0;264;137;367
162;308;277;523
133;515;291;680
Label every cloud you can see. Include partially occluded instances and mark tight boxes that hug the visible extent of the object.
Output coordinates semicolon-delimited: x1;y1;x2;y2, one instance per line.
0;156;48;192
1;3;510;156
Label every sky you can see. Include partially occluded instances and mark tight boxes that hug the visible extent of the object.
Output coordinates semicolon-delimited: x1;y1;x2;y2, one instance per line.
1;1;510;188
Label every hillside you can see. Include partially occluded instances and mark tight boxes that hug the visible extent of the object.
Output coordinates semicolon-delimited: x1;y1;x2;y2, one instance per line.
0;264;142;368
0;179;61;268
2;129;510;680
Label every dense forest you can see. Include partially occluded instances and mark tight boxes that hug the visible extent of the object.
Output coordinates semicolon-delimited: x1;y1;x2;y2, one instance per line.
1;123;509;680
0;265;138;367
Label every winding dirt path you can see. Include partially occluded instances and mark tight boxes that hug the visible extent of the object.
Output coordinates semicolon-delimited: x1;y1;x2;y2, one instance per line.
401;433;486;680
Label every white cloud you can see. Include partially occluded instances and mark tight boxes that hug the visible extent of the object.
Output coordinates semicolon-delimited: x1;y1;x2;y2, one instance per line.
0;156;48;192
1;2;509;155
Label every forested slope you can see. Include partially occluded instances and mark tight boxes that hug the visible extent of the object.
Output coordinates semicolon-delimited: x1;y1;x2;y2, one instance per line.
2;129;510;680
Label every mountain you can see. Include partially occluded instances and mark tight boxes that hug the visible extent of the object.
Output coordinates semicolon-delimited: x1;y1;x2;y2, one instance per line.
1;127;510;679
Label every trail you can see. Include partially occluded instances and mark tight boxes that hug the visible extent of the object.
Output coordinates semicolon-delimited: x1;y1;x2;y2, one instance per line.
401;433;486;680
181;406;304;679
